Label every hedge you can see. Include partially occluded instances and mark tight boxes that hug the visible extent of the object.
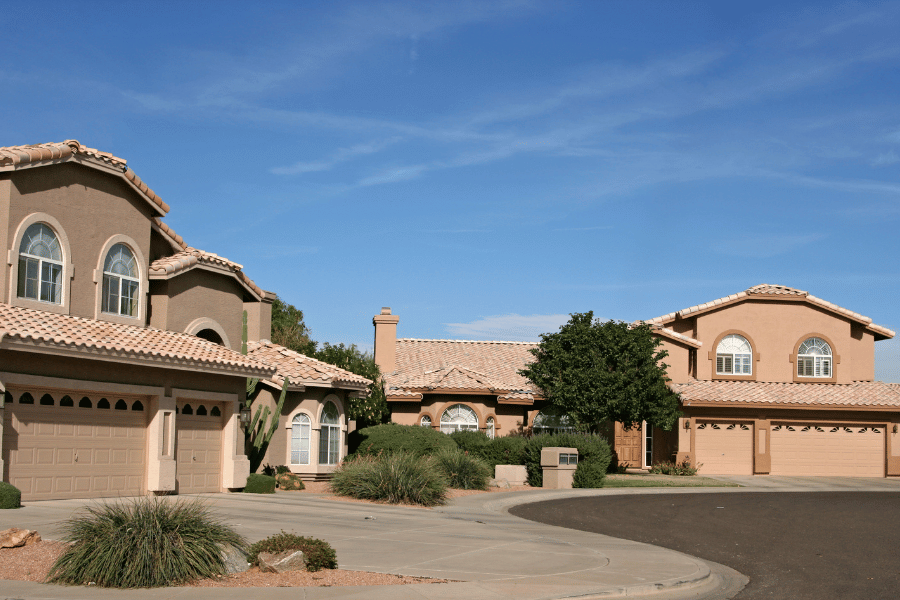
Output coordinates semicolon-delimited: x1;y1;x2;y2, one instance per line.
352;423;458;457
523;433;612;487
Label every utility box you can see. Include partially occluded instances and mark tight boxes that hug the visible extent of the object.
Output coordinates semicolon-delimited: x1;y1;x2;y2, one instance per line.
540;447;579;489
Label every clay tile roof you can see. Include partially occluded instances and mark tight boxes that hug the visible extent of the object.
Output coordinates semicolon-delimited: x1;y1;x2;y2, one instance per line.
246;341;372;389
386;338;540;399
671;379;900;408
0;302;274;377
0;140;169;215
149;248;265;300
151;217;188;251
652;326;702;348
644;284;894;339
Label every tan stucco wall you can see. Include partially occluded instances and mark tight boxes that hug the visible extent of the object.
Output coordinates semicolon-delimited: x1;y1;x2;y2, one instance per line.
391;394;540;437
2;164;153;321
657;339;694;384
683;300;876;383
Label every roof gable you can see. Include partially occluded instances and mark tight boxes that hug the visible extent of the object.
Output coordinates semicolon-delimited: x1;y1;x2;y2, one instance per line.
149;247;265;300
247;341;371;391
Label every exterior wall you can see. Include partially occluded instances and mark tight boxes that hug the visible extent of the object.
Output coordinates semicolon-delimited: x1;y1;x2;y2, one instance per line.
244;297;273;343
691;300;875;383
391;394;542;437
149;269;245;350
252;386;350;479
657;338;694;384
3;164;153;323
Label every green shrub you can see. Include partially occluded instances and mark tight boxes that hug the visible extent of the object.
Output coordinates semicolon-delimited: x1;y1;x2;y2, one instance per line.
248;531;337;572
244;473;276;494
479;435;528;469
649;459;700;476
572;459;606;488
330;453;448;506
47;497;245;588
275;465;291;475
276;472;305;490
0;482;22;509
524;433;612;487
450;430;490;454
353;423;457;457
434;447;491;490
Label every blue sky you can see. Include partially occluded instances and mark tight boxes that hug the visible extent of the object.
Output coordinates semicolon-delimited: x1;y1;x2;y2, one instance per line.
3;1;900;380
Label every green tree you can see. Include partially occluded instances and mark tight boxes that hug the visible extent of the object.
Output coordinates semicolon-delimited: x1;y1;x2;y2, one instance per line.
519;313;680;432
270;296;317;356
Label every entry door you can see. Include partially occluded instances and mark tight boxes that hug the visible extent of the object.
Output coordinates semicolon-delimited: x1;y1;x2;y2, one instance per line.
615;422;642;467
175;402;224;494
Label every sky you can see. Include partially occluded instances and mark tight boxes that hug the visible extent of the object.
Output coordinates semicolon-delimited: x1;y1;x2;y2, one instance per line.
3;1;900;380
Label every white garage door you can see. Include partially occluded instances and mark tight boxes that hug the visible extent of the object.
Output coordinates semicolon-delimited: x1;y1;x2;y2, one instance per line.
770;423;884;477
4;391;147;501
175;402;224;494
695;421;753;475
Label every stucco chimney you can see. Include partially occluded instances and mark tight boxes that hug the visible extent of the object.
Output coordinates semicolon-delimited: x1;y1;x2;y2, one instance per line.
373;307;400;374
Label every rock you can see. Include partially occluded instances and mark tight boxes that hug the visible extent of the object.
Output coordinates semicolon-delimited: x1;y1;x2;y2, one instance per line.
489;478;511;489
258;550;306;573
0;528;41;548
219;544;250;574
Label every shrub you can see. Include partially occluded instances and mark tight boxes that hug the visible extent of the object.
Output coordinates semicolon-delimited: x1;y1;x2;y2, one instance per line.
434;447;491;490
524;433;612;487
275;465;291;475
353;423;457;458
244;474;276;494
47;497;246;588
330;453;448;506
262;464;276;476
450;430;490;454
572;459;606;488
248;531;337;572
649;459;700;476
0;482;21;509
479;435;528;469
276;472;305;491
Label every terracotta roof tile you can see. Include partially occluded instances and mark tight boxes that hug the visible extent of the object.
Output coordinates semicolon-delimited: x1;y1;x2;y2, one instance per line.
149;248;265;299
151;217;189;251
386;339;540;398
653;326;702;348
644;284;894;339
0;302;274;377
0;140;169;215
247;341;372;390
672;379;900;408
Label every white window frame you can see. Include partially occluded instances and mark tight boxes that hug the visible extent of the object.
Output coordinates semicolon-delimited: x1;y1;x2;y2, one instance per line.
440;404;479;434
318;401;341;465
532;410;575;435
797;337;833;378
420;415;432;428
716;334;752;375
101;243;140;317
290;413;311;465
17;222;63;304
486;417;496;439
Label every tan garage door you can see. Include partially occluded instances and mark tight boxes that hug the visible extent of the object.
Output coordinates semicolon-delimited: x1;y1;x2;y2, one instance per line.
695;421;753;475
3;391;147;501
770;424;884;477
176;402;223;494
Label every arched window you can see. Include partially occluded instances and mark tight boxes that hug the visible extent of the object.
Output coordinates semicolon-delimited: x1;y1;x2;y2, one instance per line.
532;410;574;435
798;337;832;378
420;415;432;428
291;413;311;465
486;417;496;439
102;244;139;317
440;404;478;434
318;402;341;465
18;223;63;303
716;334;752;375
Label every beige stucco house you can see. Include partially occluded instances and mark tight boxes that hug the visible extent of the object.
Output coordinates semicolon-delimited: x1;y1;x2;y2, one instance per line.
374;284;900;478
0;140;368;501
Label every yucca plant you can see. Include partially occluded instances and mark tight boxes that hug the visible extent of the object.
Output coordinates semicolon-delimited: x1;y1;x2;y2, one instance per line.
330;452;448;506
434;447;491;490
48;496;246;588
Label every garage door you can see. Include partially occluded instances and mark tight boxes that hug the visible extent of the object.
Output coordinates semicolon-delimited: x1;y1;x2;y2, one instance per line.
3;391;147;501
695;421;753;475
175;402;223;494
771;424;884;477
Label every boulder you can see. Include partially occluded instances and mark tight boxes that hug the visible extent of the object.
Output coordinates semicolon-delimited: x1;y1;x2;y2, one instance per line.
219;544;250;574
258;550;306;573
0;528;41;548
489;478;511;489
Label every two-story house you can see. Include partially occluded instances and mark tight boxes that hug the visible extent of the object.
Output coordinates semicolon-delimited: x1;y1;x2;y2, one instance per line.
1;140;368;501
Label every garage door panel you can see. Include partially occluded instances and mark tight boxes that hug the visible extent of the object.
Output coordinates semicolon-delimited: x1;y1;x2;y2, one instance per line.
695;421;754;475
771;424;883;477
175;403;224;494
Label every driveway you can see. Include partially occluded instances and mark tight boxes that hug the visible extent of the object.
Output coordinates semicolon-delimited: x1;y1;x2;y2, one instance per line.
510;490;900;600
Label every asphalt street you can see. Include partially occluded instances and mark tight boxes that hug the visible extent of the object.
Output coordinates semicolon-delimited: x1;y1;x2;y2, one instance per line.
510;491;900;600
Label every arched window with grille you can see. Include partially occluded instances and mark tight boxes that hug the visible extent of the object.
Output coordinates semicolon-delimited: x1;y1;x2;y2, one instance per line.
102;244;139;317
440;404;478;434
798;337;832;378
716;334;752;375
291;413;311;465
18;223;63;303
420;415;432;428
532;410;574;435
318;402;341;465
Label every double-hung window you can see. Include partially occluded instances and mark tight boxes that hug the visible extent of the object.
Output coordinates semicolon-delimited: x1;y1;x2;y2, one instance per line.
318;402;341;465
290;414;311;465
17;223;63;303
102;244;139;317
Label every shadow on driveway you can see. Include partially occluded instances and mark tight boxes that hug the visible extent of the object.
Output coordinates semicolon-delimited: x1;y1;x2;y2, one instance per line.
510;491;900;600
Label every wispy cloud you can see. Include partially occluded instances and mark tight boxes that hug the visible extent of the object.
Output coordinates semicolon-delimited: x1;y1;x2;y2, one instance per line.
444;313;572;341
271;138;401;175
552;225;614;231
874;150;900;166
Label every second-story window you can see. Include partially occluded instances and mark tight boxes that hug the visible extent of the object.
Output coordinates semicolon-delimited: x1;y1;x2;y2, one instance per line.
798;337;832;378
102;244;139;317
18;223;63;303
716;334;752;375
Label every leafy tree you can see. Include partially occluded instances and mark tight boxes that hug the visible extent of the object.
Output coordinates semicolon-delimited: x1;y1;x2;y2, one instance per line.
270;296;317;356
519;312;680;432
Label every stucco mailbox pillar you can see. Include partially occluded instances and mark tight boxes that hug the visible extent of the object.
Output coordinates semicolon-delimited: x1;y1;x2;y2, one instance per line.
541;447;578;489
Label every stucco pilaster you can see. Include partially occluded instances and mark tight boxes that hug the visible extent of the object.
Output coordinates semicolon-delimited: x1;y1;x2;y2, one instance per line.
676;417;692;465
0;179;10;302
222;396;250;489
754;418;770;474
887;421;900;477
147;394;176;493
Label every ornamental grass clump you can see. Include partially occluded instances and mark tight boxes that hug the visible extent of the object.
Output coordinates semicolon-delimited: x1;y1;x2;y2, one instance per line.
47;496;246;588
248;531;337;572
434;447;491;490
330;452;448;506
